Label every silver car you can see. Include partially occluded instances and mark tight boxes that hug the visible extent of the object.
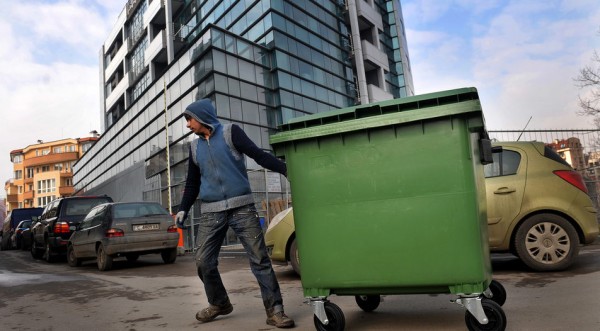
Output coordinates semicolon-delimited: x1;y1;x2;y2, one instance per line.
67;202;179;271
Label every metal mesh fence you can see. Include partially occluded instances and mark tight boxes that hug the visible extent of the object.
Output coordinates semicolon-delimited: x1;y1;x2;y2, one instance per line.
489;129;600;212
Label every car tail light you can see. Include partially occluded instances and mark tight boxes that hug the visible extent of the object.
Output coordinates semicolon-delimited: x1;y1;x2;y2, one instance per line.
553;170;588;194
167;225;178;233
105;228;124;238
54;222;70;234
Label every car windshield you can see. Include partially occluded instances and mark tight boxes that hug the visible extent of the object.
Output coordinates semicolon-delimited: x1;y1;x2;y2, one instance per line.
113;203;169;219
64;198;111;216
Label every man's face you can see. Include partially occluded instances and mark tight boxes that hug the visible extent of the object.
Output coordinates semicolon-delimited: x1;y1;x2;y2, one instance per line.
186;117;211;138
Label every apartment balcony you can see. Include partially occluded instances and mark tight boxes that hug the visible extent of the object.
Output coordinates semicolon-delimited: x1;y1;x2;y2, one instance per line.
105;74;129;111
356;0;383;31
367;83;393;103
144;0;165;27
361;40;389;72
104;6;126;51
145;29;168;67
7;194;17;203
24;177;33;185
26;152;79;168
60;171;73;178
59;186;75;196
104;40;127;84
23;190;34;200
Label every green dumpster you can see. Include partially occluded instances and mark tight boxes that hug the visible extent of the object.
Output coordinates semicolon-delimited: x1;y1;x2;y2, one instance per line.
270;87;506;330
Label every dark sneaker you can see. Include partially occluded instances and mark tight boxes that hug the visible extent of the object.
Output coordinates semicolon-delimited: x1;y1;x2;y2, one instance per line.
266;311;295;328
195;301;233;322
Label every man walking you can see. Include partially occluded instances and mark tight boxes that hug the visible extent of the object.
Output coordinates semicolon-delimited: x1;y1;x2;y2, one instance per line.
175;99;294;328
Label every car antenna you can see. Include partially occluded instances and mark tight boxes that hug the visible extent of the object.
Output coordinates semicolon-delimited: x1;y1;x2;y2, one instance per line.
517;116;533;141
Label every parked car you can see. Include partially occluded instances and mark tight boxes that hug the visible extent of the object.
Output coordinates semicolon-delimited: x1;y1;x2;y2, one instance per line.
264;208;299;275
11;220;33;250
265;141;599;274
0;208;43;251
31;196;113;262
67;202;180;271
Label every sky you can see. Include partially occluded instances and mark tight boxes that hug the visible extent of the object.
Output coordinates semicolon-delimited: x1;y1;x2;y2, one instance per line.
1;0;599;198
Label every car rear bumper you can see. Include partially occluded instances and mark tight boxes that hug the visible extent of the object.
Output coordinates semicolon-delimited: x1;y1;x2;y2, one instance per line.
569;192;599;244
104;235;179;255
49;236;69;251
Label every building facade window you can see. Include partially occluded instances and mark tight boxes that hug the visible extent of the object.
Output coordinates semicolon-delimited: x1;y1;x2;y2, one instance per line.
37;179;56;194
37;195;56;207
13;155;23;163
14;170;22;179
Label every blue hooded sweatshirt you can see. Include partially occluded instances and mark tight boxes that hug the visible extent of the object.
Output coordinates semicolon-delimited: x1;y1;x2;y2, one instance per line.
179;99;286;213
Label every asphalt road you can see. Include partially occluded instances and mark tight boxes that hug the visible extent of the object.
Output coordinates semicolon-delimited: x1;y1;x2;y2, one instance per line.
0;240;599;331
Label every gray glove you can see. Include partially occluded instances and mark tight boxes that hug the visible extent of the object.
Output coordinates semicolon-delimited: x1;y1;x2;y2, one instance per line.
175;211;187;229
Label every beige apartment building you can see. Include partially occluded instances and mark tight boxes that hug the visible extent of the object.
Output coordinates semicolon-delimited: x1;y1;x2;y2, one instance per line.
5;136;98;213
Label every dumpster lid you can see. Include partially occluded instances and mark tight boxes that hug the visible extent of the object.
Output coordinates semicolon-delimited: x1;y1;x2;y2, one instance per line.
271;87;485;144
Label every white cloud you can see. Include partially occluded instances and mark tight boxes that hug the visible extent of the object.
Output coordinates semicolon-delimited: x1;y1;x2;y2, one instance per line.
0;0;122;196
404;0;600;131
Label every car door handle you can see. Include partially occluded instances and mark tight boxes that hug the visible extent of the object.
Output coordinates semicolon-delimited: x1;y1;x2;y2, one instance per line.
494;187;516;194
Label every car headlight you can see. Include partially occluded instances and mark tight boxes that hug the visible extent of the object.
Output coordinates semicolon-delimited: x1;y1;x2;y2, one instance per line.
266;207;293;232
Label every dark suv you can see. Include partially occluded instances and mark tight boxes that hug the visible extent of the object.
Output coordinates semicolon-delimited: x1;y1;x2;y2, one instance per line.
30;196;113;262
1;208;43;250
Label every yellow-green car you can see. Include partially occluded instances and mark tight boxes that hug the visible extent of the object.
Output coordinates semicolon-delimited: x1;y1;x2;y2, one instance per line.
265;141;599;274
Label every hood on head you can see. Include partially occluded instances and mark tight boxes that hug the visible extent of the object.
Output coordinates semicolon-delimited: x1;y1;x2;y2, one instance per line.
183;99;220;132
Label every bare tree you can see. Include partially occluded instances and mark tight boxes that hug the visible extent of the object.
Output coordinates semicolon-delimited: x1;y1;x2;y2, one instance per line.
575;45;600;121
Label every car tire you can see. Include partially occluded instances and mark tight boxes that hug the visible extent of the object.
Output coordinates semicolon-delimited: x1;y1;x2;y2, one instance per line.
289;238;301;276
67;245;82;267
44;240;56;263
161;248;177;264
31;240;43;259
97;244;113;271
514;213;580;271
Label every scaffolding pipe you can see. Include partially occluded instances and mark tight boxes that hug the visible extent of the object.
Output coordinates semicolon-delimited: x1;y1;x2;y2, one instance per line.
347;0;369;104
164;79;172;214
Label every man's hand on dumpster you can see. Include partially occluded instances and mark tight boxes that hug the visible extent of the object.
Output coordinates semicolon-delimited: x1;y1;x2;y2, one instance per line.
175;211;187;229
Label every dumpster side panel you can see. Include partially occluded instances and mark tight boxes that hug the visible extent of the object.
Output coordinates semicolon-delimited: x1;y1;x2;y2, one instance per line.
281;115;490;295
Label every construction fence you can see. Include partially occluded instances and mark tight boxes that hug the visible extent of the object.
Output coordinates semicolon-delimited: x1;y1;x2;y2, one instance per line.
489;129;600;210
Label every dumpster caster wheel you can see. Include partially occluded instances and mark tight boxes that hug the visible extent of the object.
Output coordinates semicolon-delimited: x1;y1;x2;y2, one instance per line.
484;280;507;306
314;302;345;331
355;295;381;312
465;299;506;331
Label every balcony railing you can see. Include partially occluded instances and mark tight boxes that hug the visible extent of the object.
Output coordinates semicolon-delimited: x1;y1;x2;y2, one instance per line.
7;194;18;203
24;152;79;168
59;186;75;196
23;190;34;200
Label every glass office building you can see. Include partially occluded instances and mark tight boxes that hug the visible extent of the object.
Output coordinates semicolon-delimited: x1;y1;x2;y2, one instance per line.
74;0;414;227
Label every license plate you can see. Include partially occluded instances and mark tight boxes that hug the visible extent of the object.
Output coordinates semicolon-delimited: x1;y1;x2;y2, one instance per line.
133;224;160;231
